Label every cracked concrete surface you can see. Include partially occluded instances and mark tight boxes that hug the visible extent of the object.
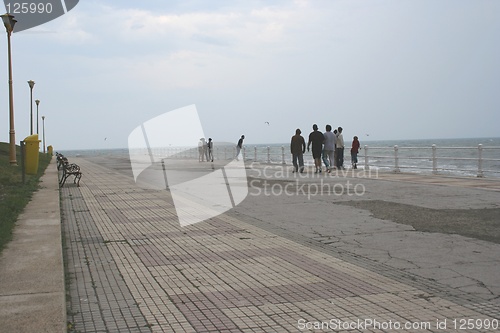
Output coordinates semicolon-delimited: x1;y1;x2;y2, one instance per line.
235;167;500;302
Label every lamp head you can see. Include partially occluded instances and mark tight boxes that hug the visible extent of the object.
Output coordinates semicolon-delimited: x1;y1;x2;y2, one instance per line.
35;99;40;106
1;13;16;33
28;80;35;89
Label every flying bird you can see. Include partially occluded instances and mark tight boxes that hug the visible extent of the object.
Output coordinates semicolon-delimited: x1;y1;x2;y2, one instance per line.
265;121;270;125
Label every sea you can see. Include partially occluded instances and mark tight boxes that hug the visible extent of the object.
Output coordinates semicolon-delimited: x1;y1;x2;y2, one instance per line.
60;137;500;178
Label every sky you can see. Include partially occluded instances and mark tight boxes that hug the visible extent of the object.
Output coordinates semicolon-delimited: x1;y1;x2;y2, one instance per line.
0;0;499;150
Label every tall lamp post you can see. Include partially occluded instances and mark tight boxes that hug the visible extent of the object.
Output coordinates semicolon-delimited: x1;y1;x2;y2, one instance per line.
2;13;17;165
42;115;46;153
35;99;40;134
28;80;35;135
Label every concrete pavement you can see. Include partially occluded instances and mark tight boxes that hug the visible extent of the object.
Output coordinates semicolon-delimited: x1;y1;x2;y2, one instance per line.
0;158;66;333
1;155;500;332
62;156;500;332
241;164;500;301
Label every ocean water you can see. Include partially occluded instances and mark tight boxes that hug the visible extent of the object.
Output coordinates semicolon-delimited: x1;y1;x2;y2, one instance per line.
60;137;500;178
247;137;500;178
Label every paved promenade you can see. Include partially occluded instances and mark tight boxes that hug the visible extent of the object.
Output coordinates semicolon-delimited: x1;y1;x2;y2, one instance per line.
61;156;500;332
0;159;66;333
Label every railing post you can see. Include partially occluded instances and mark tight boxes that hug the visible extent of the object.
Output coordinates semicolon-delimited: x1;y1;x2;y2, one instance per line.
477;144;484;178
394;145;400;173
267;146;271;164
254;146;257;162
364;145;369;170
281;146;286;164
432;144;437;174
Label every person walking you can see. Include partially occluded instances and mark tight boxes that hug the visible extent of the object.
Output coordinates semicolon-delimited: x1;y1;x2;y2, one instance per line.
332;129;338;169
307;124;325;173
336;127;345;169
323;125;335;172
291;128;306;173
236;135;245;160
198;138;206;162
351;136;360;169
203;138;208;161
207;138;214;162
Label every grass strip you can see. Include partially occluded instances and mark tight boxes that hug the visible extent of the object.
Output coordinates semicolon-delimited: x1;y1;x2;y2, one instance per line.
0;142;51;253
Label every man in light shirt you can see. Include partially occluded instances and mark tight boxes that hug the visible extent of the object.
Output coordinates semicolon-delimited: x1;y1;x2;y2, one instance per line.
323;125;335;172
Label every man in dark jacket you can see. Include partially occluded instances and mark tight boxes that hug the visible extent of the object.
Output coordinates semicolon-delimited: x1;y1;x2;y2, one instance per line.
291;129;306;173
236;135;245;160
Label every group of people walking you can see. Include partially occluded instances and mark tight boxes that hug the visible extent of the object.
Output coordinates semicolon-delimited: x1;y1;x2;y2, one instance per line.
200;131;360;172
198;137;214;162
291;124;360;173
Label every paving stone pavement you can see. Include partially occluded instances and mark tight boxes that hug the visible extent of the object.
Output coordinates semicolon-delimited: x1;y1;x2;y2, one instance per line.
62;157;500;332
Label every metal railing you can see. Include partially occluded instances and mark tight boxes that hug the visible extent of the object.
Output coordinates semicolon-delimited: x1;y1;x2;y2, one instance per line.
362;144;500;178
147;145;290;164
136;144;500;178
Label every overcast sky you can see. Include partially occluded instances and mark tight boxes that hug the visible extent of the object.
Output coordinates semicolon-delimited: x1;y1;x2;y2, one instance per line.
1;0;499;150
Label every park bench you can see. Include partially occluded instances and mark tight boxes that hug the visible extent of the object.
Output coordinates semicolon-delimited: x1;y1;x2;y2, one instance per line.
56;152;82;187
56;153;67;170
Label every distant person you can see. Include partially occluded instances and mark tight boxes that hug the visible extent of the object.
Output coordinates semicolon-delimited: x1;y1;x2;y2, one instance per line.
323;125;335;172
290;128;306;173
202;138;208;161
198;138;206;162
336;127;345;169
236;135;245;160
332;129;338;169
307;124;325;173
207;138;214;162
351;136;360;169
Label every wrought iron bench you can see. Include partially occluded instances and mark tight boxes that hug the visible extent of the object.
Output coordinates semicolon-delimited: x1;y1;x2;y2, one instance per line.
56;153;82;187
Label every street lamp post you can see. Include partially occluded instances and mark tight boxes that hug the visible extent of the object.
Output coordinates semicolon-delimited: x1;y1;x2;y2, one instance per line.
28;80;35;135
35;99;40;134
42;115;46;153
2;13;17;165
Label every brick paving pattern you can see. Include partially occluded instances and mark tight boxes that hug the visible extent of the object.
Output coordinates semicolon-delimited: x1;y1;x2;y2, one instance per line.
62;158;500;332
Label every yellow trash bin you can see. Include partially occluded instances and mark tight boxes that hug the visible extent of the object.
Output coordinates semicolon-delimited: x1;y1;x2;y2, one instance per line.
24;134;41;175
47;145;53;156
